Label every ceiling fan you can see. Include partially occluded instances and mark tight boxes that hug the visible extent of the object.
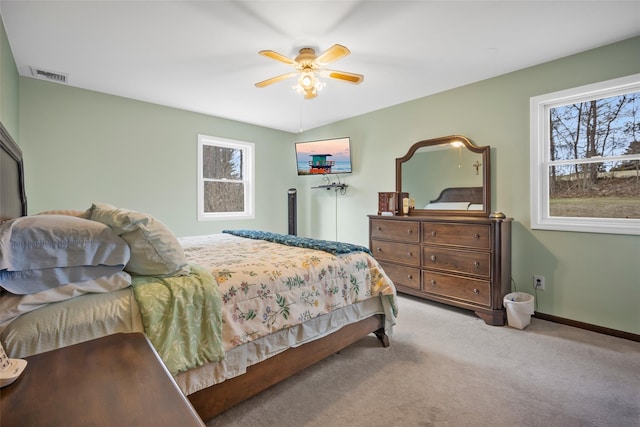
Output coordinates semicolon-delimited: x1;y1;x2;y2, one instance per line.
255;44;364;99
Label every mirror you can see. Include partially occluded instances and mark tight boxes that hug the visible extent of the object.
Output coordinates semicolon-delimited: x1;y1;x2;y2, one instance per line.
396;135;490;216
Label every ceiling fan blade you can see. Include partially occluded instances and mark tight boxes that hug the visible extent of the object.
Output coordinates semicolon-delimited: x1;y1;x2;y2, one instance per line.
324;69;364;84
315;44;350;65
255;72;297;88
259;50;297;65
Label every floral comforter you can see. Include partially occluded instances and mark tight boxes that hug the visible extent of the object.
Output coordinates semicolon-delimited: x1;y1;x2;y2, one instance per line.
179;233;397;352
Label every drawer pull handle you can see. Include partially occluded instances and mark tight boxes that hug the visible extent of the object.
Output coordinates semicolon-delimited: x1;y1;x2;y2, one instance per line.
407;274;413;279
473;288;480;295
407;229;413;234
473;233;480;240
473;261;480;268
431;231;437;237
376;247;382;252
430;255;437;262
377;226;382;231
430;279;437;287
407;252;413;257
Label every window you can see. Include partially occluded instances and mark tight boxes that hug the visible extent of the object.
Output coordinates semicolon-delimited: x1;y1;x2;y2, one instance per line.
530;73;640;235
197;135;254;220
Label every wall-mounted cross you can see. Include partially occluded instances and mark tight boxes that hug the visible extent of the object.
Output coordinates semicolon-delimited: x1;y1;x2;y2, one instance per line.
473;160;482;175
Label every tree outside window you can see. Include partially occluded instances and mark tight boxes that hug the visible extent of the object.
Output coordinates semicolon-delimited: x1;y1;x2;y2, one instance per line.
198;135;254;220
530;74;640;235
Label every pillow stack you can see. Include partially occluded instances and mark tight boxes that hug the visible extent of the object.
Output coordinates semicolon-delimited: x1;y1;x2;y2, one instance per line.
0;204;188;329
0;215;130;295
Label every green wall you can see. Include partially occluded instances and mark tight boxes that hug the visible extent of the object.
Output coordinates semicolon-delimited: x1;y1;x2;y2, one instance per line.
10;25;640;334
18;79;295;237
0;14;18;138
296;36;640;335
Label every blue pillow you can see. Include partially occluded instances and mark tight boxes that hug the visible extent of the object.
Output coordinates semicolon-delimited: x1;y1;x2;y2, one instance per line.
0;215;130;295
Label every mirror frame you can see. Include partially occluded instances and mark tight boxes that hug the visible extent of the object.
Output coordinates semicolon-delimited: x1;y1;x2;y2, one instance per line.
396;135;491;217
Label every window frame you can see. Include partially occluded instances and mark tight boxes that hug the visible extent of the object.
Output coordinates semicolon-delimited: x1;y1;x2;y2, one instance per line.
197;134;255;221
530;73;640;236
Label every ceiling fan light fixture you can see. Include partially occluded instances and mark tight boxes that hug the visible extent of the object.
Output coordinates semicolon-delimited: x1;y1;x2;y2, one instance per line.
257;44;361;100
299;71;315;90
294;71;325;99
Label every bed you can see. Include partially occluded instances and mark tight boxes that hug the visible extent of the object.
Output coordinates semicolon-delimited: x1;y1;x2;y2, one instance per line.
0;123;397;421
424;186;484;210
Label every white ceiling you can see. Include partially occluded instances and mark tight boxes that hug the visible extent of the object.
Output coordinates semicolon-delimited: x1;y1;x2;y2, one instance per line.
1;1;639;133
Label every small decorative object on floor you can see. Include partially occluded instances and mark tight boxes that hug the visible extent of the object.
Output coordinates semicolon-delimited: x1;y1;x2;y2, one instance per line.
0;342;26;388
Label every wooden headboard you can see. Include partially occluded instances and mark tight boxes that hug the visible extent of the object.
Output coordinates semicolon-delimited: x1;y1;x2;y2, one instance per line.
429;187;483;205
0;122;27;222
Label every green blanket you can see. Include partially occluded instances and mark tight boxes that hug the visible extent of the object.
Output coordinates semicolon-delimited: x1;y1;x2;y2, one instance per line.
132;264;224;375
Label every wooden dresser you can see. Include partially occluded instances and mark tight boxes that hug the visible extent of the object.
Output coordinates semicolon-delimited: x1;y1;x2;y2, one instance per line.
369;215;512;325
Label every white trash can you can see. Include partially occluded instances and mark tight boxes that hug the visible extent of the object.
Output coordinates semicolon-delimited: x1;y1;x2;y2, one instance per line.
503;292;535;329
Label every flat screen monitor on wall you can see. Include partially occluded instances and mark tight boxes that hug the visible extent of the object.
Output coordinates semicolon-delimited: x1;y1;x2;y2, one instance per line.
295;137;352;176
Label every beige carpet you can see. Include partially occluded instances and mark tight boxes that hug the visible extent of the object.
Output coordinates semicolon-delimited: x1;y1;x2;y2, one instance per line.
206;295;640;427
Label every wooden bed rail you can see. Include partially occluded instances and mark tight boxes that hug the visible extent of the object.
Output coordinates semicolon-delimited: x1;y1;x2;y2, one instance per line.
189;314;388;421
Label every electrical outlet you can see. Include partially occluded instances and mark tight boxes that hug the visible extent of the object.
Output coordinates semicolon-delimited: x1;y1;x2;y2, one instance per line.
533;275;545;290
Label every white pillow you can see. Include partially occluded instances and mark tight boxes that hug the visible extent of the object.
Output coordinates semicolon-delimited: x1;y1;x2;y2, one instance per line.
0;215;130;294
424;202;471;210
0;271;132;331
87;203;189;276
36;209;89;218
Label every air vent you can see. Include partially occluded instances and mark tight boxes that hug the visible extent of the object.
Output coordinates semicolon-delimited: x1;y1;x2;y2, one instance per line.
30;67;68;84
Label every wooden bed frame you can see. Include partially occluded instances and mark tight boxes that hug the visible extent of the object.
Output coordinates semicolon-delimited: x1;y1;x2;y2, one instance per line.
429;186;483;205
0;122;390;421
0;123;27;222
191;315;388;419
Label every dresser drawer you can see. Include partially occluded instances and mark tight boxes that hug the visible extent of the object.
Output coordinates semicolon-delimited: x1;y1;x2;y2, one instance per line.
371;239;420;266
422;247;491;278
379;262;420;290
370;219;420;243
422;271;491;306
368;214;511;326
422;222;490;249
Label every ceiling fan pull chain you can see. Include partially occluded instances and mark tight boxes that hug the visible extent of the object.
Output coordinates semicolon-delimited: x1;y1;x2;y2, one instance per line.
299;101;303;133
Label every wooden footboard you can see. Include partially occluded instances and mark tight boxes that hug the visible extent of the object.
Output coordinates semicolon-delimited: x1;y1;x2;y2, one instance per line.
188;314;388;421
